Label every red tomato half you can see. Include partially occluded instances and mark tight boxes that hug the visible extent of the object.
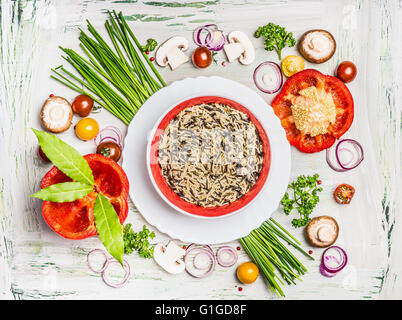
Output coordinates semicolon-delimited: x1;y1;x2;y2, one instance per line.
41;154;129;239
271;69;354;153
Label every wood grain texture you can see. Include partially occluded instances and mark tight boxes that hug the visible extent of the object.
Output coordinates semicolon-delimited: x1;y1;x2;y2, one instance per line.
0;0;400;299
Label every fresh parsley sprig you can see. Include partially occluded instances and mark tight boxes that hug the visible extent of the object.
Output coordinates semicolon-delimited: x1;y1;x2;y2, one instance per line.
123;224;155;258
254;22;296;60
141;38;158;52
280;174;322;228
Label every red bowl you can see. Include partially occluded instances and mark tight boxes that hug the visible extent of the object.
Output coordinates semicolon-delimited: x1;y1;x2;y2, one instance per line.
148;96;271;218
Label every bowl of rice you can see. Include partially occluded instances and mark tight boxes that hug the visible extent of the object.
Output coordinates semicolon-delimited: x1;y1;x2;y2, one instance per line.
147;96;271;219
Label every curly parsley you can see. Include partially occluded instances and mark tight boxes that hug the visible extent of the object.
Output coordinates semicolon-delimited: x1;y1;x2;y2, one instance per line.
280;174;322;228
141;38;158;52
123;224;155;258
254;22;296;60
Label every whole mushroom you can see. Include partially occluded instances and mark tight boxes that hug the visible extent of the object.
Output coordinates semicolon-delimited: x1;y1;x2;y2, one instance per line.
305;216;339;248
298;29;336;64
40;96;73;133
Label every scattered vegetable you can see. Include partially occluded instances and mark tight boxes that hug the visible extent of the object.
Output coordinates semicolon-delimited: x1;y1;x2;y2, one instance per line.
193;24;226;51
223;31;255;65
320;246;347;277
240;218;313;296
280;174;323;228
192;46;212;69
216;246;238;267
140;38;158;52
123;224;155;258
87;249;131;288
305;216;339;247
156;36;189;70
40;96;73;133
271;69;354;153
185;246;216;278
75;118;100;141
31;130;128;264
72;94;94;117
326;139;364;172
254;22;296;60
253;61;283;94
281;55;305;77
51;11;166;125
334;184;355;204
38;146;50;163
154;241;186;274
97;142;122;162
298;29;336;63
236;262;259;284
336;61;357;83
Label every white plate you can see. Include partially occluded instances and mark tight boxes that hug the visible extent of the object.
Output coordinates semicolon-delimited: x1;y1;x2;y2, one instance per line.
122;76;291;244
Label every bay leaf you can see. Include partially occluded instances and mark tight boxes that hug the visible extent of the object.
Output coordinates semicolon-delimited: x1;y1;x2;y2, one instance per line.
93;193;124;265
31;182;93;202
32;129;94;186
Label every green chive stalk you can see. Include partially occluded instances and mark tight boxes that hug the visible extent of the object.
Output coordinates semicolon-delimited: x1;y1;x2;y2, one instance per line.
51;11;166;125
240;218;314;297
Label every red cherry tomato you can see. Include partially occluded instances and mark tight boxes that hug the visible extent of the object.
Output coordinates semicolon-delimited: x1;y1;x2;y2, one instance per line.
334;184;355;204
72;95;94;117
96;141;122;162
38;146;50;162
192;46;212;69
336;61;357;83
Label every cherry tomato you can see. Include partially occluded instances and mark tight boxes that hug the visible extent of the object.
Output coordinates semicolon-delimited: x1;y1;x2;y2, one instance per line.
75;118;99;141
281;55;305;77
192;46;212;69
38;146;50;162
236;261;259;284
96;141;122;162
334;184;355;204
72;95;94;117
336;61;357;83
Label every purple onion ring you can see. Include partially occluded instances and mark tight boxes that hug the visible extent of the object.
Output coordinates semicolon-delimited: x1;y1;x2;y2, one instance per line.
87;249;109;274
216;246;238;267
184;247;216;278
321;246;348;275
101;258;131;288
253;61;283;94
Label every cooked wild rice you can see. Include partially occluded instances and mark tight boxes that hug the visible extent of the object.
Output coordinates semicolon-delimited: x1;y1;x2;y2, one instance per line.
158;103;264;207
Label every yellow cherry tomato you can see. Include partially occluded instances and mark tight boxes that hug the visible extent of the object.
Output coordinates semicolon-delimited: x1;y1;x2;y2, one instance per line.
236;261;259;284
281;55;305;77
75;118;99;141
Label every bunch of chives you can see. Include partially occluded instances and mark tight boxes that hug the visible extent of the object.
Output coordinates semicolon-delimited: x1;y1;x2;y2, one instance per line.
240;217;314;297
51;11;166;125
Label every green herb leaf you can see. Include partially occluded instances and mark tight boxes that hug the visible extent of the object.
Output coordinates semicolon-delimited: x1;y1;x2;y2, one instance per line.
123;224;155;258
31;182;93;202
93;193;124;265
280;174;323;227
32;129;94;186
141;38;158;52
100;147;111;158
255;22;296;60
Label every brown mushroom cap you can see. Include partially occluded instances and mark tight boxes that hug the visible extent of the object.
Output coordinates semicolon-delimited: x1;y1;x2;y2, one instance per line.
40;96;73;133
305;215;339;248
298;29;336;64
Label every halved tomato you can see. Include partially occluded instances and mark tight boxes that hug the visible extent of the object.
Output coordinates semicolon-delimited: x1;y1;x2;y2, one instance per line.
41;154;129;239
271;69;354;153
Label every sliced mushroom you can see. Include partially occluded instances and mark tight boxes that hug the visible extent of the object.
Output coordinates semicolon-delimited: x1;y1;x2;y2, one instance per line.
223;31;255;65
153;241;186;274
155;36;189;70
40;96;73;133
298;29;336;64
306;216;339;248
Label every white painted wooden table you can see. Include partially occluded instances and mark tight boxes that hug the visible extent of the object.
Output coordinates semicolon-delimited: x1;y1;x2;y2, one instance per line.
0;0;401;299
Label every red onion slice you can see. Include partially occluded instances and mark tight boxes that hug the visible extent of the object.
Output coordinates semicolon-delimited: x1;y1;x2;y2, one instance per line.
216;246;238;267
186;243;214;255
101;258;131;288
94;126;123;149
321;246;347;276
185;247;216;278
253;62;283;94
193;24;225;51
319;257;339;277
87;249;109;274
326;139;364;172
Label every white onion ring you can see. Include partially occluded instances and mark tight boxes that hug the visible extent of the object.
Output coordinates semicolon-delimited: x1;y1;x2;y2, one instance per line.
87;249;109;274
216;246;238;267
326;139;364;172
253;61;283;94
186;243;214;255
185;247;216;278
101;258;131;288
